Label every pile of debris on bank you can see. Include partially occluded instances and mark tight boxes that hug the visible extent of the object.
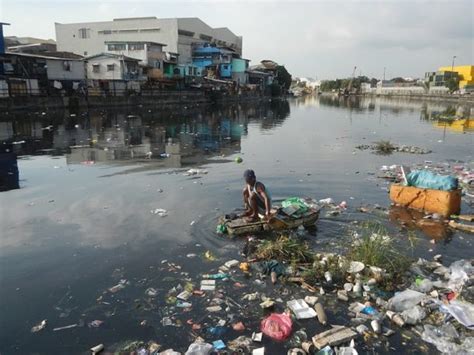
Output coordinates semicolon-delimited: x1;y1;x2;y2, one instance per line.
72;224;473;354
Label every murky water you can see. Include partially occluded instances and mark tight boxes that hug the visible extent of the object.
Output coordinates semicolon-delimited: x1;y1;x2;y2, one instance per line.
0;96;473;354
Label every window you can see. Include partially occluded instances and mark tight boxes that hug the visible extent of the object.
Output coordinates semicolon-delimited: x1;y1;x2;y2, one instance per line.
118;29;138;33
78;28;90;39
178;29;195;37
92;64;100;73
98;30;112;35
107;64;115;71
199;34;213;41
154;61;161;69
63;61;71;71
129;43;144;51
107;44;126;51
140;28;160;32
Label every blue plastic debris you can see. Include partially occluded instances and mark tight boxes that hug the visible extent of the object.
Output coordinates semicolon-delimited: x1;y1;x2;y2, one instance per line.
212;340;226;350
406;170;458;191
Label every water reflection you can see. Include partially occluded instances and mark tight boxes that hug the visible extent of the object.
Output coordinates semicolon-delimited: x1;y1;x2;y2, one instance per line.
316;94;473;119
0;101;290;170
433;118;474;133
0;143;19;191
389;205;452;241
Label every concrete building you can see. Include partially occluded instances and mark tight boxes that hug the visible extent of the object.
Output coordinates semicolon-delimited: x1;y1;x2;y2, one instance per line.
4;36;57;54
104;41;166;79
104;41;165;67
0;52;84;96
231;57;249;84
86;53;141;81
85;53;142;95
424;70;459;88
7;42;57;54
191;44;235;78
55;17;242;65
438;65;474;89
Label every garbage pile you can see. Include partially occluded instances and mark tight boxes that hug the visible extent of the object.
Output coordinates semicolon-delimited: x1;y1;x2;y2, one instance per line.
355;143;431;155
377;161;474;204
30;222;474;354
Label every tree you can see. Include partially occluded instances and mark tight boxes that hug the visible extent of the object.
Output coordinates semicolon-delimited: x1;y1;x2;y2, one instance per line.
446;78;459;93
275;65;292;91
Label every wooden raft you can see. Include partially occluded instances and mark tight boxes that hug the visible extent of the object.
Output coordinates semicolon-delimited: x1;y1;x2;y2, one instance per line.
222;208;320;236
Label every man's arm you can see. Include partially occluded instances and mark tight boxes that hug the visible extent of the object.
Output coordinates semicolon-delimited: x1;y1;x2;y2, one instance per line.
257;184;271;215
242;186;249;208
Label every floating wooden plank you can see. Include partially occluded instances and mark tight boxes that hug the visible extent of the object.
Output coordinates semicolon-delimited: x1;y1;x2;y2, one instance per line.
452;215;474;222
449;220;474;233
312;326;357;350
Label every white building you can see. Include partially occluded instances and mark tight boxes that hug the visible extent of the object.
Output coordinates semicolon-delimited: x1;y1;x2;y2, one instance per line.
55;17;242;65
85;53;142;95
104;41;166;79
86;53;141;81
45;56;85;81
104;41;165;66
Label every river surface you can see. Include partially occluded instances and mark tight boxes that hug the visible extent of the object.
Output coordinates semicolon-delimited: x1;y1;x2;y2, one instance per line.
0;96;473;354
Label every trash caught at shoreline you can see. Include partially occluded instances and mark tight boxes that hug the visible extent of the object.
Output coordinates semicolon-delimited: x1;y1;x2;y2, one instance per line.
356;141;432;155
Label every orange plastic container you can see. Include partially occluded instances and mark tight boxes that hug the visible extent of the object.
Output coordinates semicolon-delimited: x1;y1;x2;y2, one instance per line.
389;184;461;217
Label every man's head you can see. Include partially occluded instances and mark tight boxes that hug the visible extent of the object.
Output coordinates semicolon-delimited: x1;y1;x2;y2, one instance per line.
243;169;256;185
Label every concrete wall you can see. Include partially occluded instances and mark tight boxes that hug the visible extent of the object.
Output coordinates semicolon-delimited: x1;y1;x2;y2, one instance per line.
429;86;450;94
46;59;85;80
231;58;248;73
439;65;474;88
0;80;8;97
376;86;425;95
105;43;164;66
55;17;242;63
55;18;178;57
232;72;248;85
177;40;193;64
177;18;242;54
87;57;127;80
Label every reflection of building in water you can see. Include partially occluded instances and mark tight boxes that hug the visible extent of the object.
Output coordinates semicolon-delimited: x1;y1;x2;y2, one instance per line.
0;143;19;191
62;104;259;167
433;119;474;133
318;95;474;121
293;95;320;108
0;122;14;141
0;101;289;169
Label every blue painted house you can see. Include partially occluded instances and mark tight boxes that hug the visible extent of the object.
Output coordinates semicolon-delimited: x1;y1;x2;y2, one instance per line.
192;44;236;80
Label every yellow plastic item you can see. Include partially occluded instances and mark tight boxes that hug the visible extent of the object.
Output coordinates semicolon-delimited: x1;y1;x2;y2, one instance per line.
390;184;461;217
239;262;250;272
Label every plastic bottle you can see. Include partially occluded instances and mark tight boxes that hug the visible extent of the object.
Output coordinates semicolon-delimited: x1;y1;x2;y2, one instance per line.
314;303;327;325
386;310;405;327
202;273;229;280
324;271;332;283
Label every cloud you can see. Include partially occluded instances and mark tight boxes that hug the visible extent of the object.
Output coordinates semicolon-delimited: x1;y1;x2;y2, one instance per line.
2;0;472;78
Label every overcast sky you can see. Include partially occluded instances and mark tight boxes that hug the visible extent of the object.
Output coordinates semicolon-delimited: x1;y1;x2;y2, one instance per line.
1;0;472;79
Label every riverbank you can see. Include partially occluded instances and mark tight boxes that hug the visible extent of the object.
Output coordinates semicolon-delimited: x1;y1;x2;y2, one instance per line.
319;92;474;106
0;91;270;111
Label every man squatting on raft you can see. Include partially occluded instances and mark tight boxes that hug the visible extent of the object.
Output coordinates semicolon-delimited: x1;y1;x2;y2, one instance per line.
242;169;272;222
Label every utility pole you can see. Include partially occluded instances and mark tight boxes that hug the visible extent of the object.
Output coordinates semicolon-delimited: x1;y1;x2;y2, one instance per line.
383;67;386;81
451;55;457;85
